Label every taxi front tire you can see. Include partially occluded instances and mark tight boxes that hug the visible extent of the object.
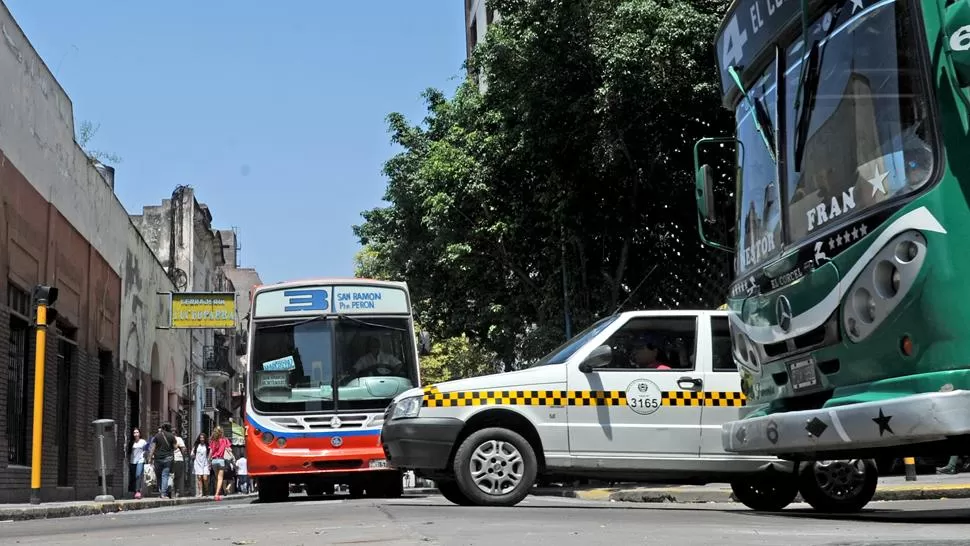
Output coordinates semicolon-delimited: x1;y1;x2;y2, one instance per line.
453;427;538;507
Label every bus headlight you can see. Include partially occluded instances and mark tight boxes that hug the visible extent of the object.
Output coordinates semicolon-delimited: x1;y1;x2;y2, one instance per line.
390;395;422;420
843;230;927;343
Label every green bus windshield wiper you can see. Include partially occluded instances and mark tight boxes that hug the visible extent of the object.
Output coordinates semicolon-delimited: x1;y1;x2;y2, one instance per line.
728;65;776;163
793;40;823;172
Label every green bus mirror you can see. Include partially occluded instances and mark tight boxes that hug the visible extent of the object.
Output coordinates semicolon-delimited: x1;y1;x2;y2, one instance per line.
696;164;716;221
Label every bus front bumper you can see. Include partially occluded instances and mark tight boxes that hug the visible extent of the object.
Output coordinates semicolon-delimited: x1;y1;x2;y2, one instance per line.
722;390;970;456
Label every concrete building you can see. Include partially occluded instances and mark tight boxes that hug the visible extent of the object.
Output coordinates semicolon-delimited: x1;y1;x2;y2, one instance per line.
132;188;242;440
465;0;499;59
0;0;191;501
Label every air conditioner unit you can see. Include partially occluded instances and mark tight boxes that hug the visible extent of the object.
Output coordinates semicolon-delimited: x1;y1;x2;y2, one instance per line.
203;387;216;410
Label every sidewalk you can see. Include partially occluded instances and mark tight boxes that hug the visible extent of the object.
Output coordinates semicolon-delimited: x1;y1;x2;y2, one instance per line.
0;494;251;522
527;472;970;504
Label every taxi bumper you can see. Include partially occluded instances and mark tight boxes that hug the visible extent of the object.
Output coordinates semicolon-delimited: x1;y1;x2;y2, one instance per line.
722;390;970;456
381;417;464;470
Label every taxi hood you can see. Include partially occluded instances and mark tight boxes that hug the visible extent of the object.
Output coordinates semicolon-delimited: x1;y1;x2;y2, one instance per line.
393;365;564;403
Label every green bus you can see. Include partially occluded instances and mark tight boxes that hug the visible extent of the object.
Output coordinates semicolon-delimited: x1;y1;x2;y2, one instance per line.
694;0;970;506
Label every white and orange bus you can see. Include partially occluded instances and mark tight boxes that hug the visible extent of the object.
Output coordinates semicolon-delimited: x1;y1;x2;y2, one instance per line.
241;278;423;502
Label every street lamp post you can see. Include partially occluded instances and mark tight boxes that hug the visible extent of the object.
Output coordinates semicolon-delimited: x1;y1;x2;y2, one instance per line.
29;285;58;505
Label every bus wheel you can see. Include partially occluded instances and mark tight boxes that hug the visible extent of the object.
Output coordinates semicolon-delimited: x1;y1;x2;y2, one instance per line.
257;478;289;503
452;427;538;507
730;475;798;511
363;471;404;498
436;479;474;506
798;459;877;513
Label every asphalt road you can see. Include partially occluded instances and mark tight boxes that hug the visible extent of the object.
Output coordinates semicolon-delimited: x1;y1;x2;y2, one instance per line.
3;494;970;545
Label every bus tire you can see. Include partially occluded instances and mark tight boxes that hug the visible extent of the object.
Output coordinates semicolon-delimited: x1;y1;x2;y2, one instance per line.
257;478;289;503
436;479;474;506
452;427;537;507
730;475;798;511
798;459;878;513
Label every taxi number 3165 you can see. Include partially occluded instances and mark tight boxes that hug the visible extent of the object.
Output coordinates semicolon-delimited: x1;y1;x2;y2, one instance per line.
628;398;660;409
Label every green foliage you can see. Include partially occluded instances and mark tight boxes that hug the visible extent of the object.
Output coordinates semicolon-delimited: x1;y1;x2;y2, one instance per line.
356;0;735;370
76;120;123;164
418;333;498;385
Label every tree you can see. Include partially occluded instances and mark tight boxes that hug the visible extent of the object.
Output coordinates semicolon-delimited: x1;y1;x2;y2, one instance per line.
76;120;122;164
356;0;735;369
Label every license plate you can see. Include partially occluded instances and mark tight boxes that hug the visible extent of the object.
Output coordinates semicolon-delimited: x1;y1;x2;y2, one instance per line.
787;357;819;392
369;459;388;469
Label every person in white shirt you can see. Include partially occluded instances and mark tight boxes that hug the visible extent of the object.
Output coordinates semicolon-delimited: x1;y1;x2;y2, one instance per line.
353;337;403;376
235;456;249;493
128;428;147;499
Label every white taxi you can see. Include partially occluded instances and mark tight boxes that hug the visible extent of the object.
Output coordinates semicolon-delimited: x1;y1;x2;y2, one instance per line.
381;310;877;512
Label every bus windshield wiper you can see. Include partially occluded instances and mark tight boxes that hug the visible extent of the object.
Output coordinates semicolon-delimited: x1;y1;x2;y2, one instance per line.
336;313;408;333
728;65;776;163
793;39;824;172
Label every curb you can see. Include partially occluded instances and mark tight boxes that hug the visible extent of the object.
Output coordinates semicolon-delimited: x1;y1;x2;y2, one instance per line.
0;496;218;522
530;483;970;504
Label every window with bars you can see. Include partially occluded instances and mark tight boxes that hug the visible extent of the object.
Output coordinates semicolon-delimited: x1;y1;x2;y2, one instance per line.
6;283;31;466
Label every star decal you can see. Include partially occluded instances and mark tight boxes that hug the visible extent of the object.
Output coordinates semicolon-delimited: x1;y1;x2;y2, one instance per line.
859;224;868;236
862;164;889;197
873;408;894;437
828;239;836;250
836;233;843;245
850;0;864;14
843;230;852;243
852;226;860;240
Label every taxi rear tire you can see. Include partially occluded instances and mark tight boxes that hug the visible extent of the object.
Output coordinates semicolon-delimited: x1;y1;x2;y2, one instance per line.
798;458;878;513
730;476;798;511
452;427;538;507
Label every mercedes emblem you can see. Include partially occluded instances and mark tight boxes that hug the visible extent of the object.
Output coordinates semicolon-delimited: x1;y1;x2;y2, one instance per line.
330;416;342;429
776;295;793;333
331;436;343;448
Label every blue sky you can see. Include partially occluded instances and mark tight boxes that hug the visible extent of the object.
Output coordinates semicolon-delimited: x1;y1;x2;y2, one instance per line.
5;1;467;284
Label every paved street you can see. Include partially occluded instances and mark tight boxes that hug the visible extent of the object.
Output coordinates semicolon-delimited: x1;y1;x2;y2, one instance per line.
3;493;970;545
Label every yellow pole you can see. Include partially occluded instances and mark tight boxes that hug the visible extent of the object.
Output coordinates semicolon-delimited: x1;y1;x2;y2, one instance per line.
29;304;48;505
904;456;917;481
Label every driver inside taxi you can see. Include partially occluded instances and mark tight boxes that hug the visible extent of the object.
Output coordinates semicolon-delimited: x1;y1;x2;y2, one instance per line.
629;333;671;370
352;336;402;376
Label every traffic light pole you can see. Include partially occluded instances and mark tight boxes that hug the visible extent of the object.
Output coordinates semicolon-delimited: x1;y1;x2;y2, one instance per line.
29;285;57;505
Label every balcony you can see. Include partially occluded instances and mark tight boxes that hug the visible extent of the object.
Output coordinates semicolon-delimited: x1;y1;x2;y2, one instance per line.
203;345;234;385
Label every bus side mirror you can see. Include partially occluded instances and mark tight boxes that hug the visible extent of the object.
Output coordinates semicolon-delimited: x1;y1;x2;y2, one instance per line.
418;331;432;356
692;137;738;254
696;164;716;221
235;330;248;356
578;344;612;373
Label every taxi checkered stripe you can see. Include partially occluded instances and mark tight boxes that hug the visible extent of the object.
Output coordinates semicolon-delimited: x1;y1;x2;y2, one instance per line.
421;388;745;408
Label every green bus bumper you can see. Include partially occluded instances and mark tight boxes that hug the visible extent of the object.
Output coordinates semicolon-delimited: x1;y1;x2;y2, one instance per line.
722;390;970;456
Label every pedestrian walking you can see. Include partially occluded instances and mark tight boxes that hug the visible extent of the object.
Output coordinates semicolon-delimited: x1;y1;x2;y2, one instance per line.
127;428;147;499
192;432;210;496
147;423;183;499
236;454;249;494
170;432;188;497
208;426;232;501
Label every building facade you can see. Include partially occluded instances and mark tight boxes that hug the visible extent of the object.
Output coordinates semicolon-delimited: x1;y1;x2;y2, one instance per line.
464;0;499;87
132;187;241;441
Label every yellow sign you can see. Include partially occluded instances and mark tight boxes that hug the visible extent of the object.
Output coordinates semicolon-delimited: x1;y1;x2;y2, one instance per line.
170;292;236;329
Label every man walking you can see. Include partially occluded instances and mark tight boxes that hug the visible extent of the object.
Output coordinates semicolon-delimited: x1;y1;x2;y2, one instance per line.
147;423;184;499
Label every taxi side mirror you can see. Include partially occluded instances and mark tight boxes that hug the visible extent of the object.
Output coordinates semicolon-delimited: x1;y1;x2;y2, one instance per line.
578;344;612;373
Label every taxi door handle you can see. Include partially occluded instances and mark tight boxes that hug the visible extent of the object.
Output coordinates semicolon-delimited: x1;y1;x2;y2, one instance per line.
677;376;702;389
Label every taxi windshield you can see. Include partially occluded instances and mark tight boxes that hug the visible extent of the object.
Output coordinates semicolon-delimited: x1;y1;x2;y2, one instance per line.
530;316;619;367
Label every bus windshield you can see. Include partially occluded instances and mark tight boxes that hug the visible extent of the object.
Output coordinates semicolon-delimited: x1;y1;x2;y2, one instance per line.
250;316;418;413
734;0;934;275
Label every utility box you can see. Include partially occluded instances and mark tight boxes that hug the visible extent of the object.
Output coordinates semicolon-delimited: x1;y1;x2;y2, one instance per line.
92;419;116;477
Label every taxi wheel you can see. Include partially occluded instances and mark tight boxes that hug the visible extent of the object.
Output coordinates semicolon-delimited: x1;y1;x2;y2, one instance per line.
436;479;474;506
730;476;798;511
452;427;538;507
798;459;878;513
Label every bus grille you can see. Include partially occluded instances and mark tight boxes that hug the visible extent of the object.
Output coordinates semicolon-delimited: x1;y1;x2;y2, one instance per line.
269;414;372;431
